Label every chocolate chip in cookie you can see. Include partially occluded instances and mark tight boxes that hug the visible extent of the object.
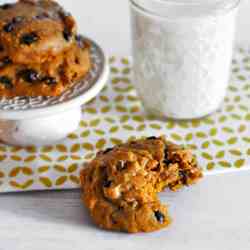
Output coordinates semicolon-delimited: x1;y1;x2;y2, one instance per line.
0;57;12;68
103;179;112;188
20;32;39;45
163;147;172;166
147;136;158;140
102;148;113;154
35;12;49;19
0;76;13;89
0;3;13;10
179;170;188;186
154;211;165;224
3;16;23;33
117;161;127;171
18;69;40;83
63;28;73;42
3;22;15;33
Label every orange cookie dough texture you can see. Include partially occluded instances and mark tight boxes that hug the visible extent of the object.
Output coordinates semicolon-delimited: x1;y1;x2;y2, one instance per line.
0;0;91;97
80;137;203;233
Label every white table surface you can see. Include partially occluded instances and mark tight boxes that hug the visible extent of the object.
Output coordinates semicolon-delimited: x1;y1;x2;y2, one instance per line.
1;1;250;249
1;172;250;250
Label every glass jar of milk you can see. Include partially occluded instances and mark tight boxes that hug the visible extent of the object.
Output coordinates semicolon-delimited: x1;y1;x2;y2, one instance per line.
130;0;240;120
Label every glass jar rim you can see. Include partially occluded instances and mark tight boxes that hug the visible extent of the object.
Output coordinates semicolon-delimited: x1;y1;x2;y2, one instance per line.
130;0;240;18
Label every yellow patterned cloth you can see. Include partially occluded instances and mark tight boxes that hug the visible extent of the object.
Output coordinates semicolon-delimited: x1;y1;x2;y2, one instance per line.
0;50;250;192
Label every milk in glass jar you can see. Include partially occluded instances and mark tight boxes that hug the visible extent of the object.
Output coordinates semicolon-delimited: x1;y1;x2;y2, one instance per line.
130;0;240;119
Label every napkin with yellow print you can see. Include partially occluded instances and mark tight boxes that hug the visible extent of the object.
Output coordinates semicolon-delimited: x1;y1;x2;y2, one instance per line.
0;48;249;192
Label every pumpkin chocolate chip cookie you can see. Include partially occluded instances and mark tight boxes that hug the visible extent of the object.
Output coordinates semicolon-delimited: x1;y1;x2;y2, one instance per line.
0;0;91;97
80;136;203;233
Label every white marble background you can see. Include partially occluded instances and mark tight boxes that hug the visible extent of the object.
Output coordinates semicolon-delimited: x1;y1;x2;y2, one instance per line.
62;0;250;55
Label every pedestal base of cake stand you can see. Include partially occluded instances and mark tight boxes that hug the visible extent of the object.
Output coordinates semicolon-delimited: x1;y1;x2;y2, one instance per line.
0;107;81;146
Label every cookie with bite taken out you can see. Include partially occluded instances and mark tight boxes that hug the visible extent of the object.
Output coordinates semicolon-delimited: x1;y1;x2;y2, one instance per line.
80;136;203;233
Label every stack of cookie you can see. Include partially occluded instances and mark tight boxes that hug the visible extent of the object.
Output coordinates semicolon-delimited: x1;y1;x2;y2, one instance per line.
81;137;203;233
0;0;91;97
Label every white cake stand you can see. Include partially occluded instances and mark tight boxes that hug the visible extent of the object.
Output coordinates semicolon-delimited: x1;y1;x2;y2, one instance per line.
0;37;109;146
